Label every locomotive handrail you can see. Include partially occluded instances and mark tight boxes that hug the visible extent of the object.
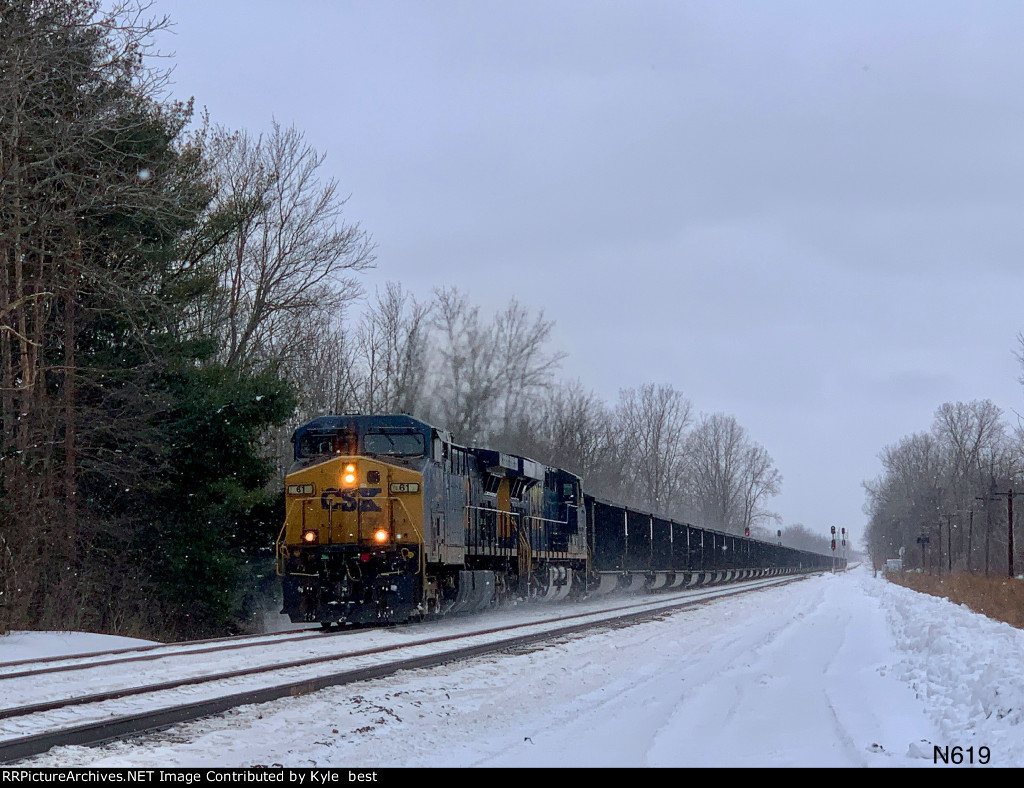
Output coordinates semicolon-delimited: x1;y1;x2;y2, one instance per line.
521;513;569;526
275;496;319;576
464;504;520;516
464;504;569;526
382;495;425;578
274;520;289;577
513;516;532;588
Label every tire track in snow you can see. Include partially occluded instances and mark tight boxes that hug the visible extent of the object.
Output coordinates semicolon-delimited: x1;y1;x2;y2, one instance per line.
474;585;821;767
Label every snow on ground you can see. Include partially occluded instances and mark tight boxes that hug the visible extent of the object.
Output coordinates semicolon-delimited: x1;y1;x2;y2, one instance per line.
0;630;157;663
8;565;1023;767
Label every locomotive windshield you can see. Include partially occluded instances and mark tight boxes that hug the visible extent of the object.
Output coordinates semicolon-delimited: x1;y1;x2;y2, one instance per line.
297;429;357;458
363;430;425;457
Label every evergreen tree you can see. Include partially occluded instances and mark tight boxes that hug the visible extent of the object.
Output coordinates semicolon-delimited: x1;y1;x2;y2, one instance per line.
0;1;300;638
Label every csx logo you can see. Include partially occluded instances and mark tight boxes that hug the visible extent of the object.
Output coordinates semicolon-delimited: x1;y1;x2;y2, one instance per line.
321;488;383;512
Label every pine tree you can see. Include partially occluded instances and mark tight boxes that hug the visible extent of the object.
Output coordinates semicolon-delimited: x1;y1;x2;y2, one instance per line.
0;1;298;638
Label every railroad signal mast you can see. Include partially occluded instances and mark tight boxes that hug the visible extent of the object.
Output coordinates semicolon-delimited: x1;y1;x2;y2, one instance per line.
916;534;930;570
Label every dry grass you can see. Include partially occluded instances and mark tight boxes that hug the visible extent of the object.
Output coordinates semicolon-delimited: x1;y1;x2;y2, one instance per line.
886;570;1024;629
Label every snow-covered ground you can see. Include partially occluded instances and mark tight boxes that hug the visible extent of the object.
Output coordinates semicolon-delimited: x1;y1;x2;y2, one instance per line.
0;630;157;663
6;565;1021;767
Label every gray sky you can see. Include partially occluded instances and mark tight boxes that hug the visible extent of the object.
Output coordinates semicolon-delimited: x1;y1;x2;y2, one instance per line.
149;0;1024;540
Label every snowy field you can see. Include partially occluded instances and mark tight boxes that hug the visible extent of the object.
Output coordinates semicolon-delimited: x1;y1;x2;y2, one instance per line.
5;565;1022;768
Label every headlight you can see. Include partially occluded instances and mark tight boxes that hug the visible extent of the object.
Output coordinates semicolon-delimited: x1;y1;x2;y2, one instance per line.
373;529;389;544
343;463;357;486
301;529;318;544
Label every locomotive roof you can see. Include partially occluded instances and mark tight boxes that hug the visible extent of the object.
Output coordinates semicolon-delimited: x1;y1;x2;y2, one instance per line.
293;414;579;482
294;413;435;436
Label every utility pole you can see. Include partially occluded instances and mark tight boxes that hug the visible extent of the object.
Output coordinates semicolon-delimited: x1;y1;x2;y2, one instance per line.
940;513;954;573
976;492;994;577
991;489;1016;578
966;509;974;573
987;505;992;576
948;514;952;573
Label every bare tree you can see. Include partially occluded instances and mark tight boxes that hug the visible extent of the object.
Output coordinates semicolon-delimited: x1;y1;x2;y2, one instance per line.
933;400;1005;487
427;288;563;444
193;122;375;371
502;380;624;498
615;383;692;515
355;283;433;416
685;413;781;533
492;299;566;437
863;399;1024;574
426;288;497;442
864;431;947;569
780;524;832;554
288;311;361;417
739;441;783;532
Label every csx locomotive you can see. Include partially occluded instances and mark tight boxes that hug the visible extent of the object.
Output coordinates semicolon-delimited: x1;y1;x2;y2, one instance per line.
276;414;840;626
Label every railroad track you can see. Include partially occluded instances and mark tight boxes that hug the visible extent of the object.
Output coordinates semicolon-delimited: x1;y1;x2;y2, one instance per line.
0;626;331;679
1;574;810;764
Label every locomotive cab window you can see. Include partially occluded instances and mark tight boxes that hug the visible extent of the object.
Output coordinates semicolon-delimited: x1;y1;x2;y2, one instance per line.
297;430;357;458
363;430;426;457
510;477;533;500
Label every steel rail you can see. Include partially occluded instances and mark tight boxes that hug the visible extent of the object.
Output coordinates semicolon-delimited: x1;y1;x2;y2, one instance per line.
0;627;320;673
0;575;800;721
0;575;812;764
0;628;346;682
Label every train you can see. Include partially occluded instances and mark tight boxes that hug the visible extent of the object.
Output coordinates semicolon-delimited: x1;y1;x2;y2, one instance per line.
276;413;842;626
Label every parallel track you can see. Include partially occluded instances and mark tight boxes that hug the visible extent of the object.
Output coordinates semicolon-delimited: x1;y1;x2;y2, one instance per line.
0;627;325;681
1;574;814;764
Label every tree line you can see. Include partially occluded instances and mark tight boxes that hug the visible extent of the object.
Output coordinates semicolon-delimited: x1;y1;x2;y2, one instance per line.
0;1;790;641
294;281;787;537
863;391;1024;576
0;0;362;638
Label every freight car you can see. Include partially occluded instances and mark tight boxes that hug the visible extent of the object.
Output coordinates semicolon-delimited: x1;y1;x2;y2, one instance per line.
276;413;841;626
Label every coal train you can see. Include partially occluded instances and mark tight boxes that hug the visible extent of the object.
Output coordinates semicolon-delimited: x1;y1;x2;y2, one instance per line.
276;414;841;626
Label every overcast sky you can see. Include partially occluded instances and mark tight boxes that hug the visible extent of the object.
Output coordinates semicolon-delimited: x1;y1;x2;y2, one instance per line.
148;0;1024;540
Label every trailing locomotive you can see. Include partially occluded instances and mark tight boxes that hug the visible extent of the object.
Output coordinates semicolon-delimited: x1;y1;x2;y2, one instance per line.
276;413;841;626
